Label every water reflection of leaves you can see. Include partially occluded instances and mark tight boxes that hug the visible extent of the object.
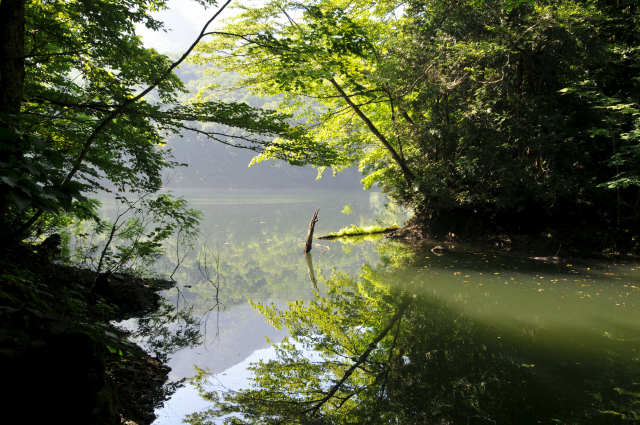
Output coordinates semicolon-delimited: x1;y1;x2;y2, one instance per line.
186;256;640;425
159;228;389;316
133;300;202;364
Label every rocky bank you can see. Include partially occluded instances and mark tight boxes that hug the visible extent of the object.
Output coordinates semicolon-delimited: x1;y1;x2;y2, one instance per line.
0;242;177;424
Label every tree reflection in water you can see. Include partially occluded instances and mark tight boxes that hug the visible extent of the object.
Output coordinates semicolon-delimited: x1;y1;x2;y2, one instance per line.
134;243;227;363
187;256;640;424
133;299;203;364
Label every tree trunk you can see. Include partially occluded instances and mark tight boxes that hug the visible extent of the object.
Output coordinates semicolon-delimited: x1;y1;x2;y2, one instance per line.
328;78;415;186
0;0;25;119
303;208;319;254
0;0;26;227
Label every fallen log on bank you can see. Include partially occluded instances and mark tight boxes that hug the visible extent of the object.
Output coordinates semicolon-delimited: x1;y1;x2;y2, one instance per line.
317;224;399;240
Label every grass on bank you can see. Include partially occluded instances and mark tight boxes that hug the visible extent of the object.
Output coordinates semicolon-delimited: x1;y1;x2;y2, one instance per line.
318;223;399;239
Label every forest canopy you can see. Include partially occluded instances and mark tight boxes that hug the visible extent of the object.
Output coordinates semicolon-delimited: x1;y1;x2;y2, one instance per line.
1;0;639;250
192;0;640;248
0;0;340;239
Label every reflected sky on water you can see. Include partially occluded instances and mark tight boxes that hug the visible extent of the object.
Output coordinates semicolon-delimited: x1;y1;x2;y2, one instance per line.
102;189;640;424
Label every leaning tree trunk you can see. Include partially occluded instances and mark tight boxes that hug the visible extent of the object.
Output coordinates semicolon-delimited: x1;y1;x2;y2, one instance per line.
303;208;319;254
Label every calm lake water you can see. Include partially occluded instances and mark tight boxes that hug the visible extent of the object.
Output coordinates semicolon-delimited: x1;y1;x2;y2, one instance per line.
109;189;640;424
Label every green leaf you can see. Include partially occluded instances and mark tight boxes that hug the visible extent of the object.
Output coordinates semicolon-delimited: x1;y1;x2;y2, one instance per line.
9;190;32;210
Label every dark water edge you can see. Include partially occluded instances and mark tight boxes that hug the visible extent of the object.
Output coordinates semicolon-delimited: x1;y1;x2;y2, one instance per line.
0;242;176;425
388;213;640;258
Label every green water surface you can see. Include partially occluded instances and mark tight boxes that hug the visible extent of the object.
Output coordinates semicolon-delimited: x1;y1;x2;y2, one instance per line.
109;190;640;424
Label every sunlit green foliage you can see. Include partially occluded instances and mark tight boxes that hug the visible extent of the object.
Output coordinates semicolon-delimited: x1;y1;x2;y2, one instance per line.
341;205;353;215
186;251;640;424
158;63;364;189
0;0;344;240
318;223;398;239
193;0;640;247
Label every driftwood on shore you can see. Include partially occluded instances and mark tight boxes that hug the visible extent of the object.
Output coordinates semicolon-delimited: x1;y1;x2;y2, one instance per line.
303;208;320;254
317;225;399;240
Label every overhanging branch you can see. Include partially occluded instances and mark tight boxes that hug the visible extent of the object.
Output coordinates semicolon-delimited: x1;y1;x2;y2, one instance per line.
61;0;234;186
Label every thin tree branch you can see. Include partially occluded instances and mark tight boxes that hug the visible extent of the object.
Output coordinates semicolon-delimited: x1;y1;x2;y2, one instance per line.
327;78;415;185
61;0;234;186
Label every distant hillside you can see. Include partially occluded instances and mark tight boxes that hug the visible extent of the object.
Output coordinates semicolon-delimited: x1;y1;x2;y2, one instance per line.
161;57;365;190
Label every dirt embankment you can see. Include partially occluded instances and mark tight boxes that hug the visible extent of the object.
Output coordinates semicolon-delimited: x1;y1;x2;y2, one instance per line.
0;243;177;425
386;214;633;257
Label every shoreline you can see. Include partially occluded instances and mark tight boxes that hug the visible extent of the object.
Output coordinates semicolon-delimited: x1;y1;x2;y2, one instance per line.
385;215;639;259
0;243;178;425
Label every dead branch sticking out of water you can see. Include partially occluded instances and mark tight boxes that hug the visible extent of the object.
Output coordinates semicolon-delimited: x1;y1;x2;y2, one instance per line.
303;208;320;254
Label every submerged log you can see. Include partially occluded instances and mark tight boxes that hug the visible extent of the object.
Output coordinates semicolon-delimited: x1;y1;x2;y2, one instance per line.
303;207;320;254
529;255;566;263
529;245;565;263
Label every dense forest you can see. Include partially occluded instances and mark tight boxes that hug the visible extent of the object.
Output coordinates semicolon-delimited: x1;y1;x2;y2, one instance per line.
0;0;638;248
0;0;639;423
189;0;640;250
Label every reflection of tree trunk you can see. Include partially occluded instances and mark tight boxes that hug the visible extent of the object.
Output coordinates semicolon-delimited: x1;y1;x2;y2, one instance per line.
305;252;318;290
303;295;413;416
303;208;319;254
